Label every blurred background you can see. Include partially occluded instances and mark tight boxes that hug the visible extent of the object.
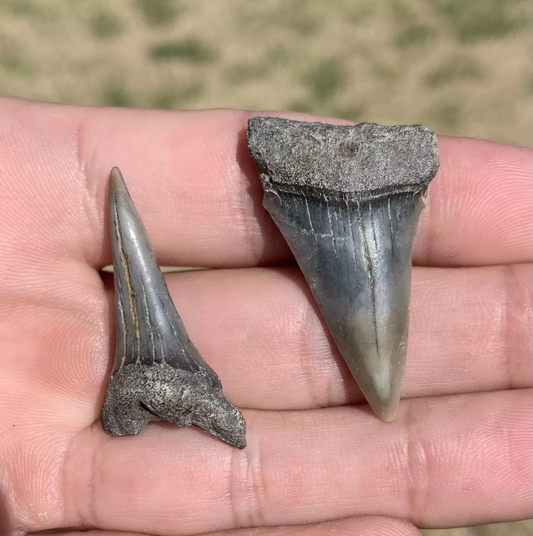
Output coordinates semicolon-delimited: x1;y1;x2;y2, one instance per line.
0;0;530;145
0;1;531;535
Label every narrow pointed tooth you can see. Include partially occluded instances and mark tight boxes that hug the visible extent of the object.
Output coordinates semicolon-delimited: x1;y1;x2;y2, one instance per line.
101;168;246;448
247;118;439;422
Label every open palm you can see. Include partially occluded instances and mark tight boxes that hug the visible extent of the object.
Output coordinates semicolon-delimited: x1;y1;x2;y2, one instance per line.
0;98;531;536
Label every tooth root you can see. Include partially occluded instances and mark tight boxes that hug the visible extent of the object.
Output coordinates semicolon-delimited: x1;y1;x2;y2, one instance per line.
247;118;439;422
101;168;246;448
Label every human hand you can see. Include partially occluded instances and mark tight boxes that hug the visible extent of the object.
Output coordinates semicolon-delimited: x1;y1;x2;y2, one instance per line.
0;98;531;536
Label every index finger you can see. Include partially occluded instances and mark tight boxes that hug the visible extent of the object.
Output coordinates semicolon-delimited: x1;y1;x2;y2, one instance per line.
0;98;530;269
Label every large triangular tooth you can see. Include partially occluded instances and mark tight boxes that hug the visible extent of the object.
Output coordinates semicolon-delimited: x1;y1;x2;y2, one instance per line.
101;168;246;448
247;118;439;422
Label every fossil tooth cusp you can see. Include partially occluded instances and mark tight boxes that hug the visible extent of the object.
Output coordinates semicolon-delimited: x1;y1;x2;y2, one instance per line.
247;117;439;422
101;167;246;448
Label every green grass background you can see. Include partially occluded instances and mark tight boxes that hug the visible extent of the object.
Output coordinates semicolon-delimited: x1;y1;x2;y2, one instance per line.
0;0;531;145
0;1;531;534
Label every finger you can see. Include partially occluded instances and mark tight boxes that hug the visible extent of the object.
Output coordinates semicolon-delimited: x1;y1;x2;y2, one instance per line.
8;260;530;433
414;135;532;266
123;263;530;409
35;516;421;536
0;98;530;271
54;389;530;535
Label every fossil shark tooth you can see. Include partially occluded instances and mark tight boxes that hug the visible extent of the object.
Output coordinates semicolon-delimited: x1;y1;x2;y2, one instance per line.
247;117;439;422
101;167;246;449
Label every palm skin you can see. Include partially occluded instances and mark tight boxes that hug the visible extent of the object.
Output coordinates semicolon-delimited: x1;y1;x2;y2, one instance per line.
0;98;530;536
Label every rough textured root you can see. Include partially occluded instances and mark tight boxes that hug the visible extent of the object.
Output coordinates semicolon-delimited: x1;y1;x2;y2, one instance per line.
101;363;246;448
247;117;439;201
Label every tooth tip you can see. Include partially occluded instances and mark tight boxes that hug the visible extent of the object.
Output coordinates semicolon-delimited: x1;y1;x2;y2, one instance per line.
371;398;400;423
109;167;127;197
357;371;401;423
110;166;123;181
228;427;247;449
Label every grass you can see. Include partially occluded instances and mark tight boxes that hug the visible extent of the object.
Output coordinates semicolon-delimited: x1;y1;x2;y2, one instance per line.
430;101;461;131
136;0;182;27
425;56;482;87
151;82;204;109
287;100;315;114
428;0;529;42
395;24;434;48
275;0;320;36
344;3;376;25
302;58;347;103
102;84;134;108
265;45;290;66
225;62;269;84
0;55;32;75
390;2;435;49
332;104;366;122
390;0;415;24
149;39;216;63
371;60;399;85
90;11;123;39
0;0;37;16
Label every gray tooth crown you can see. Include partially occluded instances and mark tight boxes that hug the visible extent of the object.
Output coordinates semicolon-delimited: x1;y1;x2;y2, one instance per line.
101;168;246;449
247;117;439;422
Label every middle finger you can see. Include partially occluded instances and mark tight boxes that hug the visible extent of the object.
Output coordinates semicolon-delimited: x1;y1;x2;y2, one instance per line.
102;262;532;410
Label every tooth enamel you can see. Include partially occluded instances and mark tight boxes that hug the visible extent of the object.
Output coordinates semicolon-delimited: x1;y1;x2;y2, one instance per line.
101;168;246;448
247;117;439;422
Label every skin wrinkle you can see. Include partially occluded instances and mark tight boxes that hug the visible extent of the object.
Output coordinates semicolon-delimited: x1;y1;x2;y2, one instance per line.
417;141;531;268
502;264;533;390
46;429;68;534
404;401;430;523
229;428;265;529
230;411;293;531
26;517;423;535
248;436;268;528
61;426;94;533
0;292;107;410
290;266;344;408
233;124;268;266
296;297;324;410
88;424;107;531
416;180;437;267
0;469;18;535
310;321;350;408
488;419;514;510
74;110;105;268
228;445;241;530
